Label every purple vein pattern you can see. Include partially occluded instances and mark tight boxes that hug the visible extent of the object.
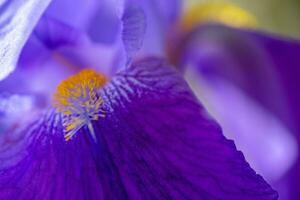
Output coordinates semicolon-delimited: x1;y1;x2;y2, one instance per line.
0;58;277;200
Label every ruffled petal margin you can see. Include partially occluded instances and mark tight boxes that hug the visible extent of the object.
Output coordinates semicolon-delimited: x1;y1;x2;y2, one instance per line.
0;57;278;199
176;24;300;200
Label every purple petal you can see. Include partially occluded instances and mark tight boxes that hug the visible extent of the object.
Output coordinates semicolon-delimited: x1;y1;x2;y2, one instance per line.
86;0;122;44
45;0;99;31
33;16;85;50
1;4;146;124
0;0;51;81
4;22;82;96
20;3;146;75
185;68;297;182
150;0;182;26
0;111;107;199
16;17;118;91
0;57;277;199
178;24;300;200
44;0;145;54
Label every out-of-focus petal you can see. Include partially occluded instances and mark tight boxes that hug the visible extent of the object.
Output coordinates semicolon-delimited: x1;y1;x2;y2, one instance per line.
44;0;141;47
1;3;145;124
0;57;277;199
135;0;182;57
45;0;98;31
34;16;85;50
26;3;146;75
45;0;124;44
167;2;257;67
181;2;256;31
121;4;146;64
15;17;118;93
84;0;147;68
0;0;51;81
151;0;182;26
0;94;34;116
178;24;300;200
0;93;37;134
86;0;124;44
185;68;298;183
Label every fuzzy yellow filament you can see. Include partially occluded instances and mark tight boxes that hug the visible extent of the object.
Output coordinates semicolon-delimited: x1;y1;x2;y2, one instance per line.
53;69;107;142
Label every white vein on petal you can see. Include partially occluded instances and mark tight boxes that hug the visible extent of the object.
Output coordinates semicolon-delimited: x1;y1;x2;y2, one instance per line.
0;0;51;81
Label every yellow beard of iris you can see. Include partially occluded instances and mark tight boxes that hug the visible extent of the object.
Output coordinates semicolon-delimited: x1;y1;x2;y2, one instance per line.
53;69;107;142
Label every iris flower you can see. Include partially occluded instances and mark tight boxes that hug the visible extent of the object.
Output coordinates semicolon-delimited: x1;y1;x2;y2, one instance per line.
168;2;300;200
0;0;278;199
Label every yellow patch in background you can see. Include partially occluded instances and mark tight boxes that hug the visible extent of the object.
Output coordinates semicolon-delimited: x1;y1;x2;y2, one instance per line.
182;2;257;30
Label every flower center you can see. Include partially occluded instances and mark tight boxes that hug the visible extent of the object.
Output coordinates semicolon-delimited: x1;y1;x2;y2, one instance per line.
53;69;107;142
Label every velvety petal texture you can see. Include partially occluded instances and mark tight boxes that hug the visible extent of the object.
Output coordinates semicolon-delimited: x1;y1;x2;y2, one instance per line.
0;58;277;199
0;0;51;81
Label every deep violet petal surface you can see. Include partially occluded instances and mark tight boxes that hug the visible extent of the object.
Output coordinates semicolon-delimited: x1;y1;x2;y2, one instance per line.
0;57;277;200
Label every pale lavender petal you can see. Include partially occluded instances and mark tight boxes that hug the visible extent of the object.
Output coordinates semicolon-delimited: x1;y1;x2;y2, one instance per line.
0;0;51;81
15;17;117;94
45;0;98;31
86;0;123;44
33;16;85;49
153;0;182;25
20;3;146;75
